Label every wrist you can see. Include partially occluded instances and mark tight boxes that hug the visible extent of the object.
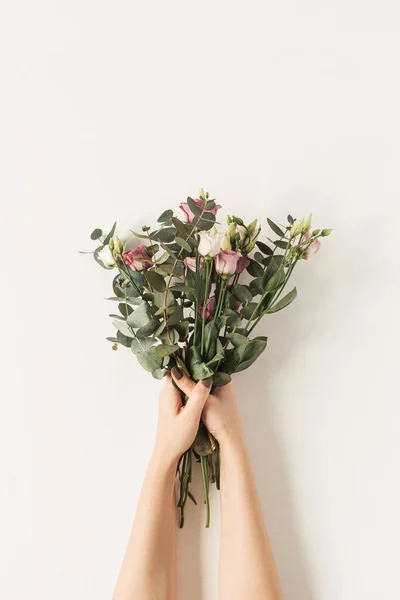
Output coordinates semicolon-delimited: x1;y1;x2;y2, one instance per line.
150;445;179;474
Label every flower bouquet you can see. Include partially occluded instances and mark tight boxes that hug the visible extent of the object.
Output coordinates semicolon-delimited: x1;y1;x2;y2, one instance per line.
86;190;331;527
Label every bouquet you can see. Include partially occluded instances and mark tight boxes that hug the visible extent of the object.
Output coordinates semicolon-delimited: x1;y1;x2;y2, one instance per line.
85;190;331;527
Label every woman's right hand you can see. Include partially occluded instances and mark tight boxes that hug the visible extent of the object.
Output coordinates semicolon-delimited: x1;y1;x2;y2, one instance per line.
171;368;243;444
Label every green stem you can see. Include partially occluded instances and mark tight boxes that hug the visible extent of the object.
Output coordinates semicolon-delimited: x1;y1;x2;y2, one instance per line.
201;259;212;356
200;455;211;528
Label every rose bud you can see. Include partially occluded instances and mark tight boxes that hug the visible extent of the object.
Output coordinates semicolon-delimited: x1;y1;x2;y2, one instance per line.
199;296;217;321
214;250;242;277
183;256;204;271
123;244;153;271
179;198;221;223
198;231;225;257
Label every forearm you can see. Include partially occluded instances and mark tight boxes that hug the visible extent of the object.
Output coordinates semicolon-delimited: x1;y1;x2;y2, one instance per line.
113;451;178;600
219;431;282;600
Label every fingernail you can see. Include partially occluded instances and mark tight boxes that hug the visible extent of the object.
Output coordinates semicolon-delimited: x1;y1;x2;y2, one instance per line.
202;377;213;388
171;366;183;380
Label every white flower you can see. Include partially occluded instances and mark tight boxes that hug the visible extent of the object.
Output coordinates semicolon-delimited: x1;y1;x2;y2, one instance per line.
197;231;225;257
98;245;116;268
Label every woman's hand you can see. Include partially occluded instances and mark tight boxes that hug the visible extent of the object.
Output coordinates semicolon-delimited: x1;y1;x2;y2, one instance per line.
153;373;213;464
171;369;243;445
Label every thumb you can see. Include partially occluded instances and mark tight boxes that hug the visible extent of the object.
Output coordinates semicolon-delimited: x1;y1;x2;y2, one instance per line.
184;377;213;422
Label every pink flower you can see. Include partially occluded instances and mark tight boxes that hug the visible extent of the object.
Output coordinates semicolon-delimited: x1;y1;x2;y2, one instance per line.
293;232;321;260
235;254;250;273
199;296;217;321
179;198;221;223
183;256;204;272
123;244;152;271
214;250;242;276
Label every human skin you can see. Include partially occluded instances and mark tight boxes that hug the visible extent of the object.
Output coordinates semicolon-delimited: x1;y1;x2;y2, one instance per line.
113;371;282;600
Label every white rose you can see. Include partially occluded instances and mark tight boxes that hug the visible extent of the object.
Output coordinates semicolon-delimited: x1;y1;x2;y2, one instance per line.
197;232;225;257
98;245;116;268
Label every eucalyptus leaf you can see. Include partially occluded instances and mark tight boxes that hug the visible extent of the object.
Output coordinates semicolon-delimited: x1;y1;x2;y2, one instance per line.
154;228;176;243
187;197;203;216
145;270;166;292
90;228;103;240
226;332;249;347
118;303;133;317
256;241;273;255
103;222;117;244
136;319;159;338
172;217;192;238
112;319;134;338
176;237;192;252
234;336;268;373
246;260;264;278
157;209;174;223
154;344;179;358
231;284;252;303
266;287;297;313
267;218;285;237
117;330;133;347
265;268;286;292
127;301;152;328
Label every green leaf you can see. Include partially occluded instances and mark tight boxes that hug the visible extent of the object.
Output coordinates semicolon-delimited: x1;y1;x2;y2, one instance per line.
213;372;231;388
241;302;261;320
152;368;165;380
191;361;214;381
175;237;191;252
249;278;263;296
246;260;264;278
106;336;118;343
153;228;176;243
157;209;174;223
154;344;179;357
136;319;159;338
90;228;103;240
131;337;157;354
187;197;203;216
145;270;166;292
93;246;108;269
256;241;273;255
265;268;286;293
206;353;224;367
274;239;289;250
226;332;249;347
171;217;192;237
117;330;133;347
112;319;134;338
235;336;268;373
153;290;175;308
231;284;252;304
204;321;217;361
192;213;216;230
167;304;184;326
223;308;241;326
158;327;179;344
103;222;117;244
136;350;162;373
146;243;160;256
267;218;285;237
118;303;133;318
126;301;152;328
287;214;294;224
266;287;297;313
174;320;190;341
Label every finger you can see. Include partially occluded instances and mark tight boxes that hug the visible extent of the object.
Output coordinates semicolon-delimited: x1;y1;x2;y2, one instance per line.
161;375;181;413
184;377;213;422
171;367;196;397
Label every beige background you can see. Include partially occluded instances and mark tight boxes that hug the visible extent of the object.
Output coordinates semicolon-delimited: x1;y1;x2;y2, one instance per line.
1;1;399;599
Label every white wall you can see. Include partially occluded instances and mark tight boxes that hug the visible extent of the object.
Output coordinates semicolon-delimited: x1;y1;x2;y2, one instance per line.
1;1;399;599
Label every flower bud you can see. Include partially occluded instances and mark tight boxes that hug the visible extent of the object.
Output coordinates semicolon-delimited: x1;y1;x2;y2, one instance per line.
112;235;123;255
302;214;312;233
290;218;304;237
108;237;114;251
321;228;333;236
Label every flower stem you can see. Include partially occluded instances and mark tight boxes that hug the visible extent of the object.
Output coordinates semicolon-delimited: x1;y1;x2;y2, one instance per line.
200;455;211;528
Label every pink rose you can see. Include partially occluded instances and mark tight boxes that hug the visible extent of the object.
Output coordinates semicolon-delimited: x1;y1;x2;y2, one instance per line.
214;250;242;276
179;198;221;223
123;244;152;271
235;254;250;273
199;296;217;321
293;232;321;260
183;256;204;272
